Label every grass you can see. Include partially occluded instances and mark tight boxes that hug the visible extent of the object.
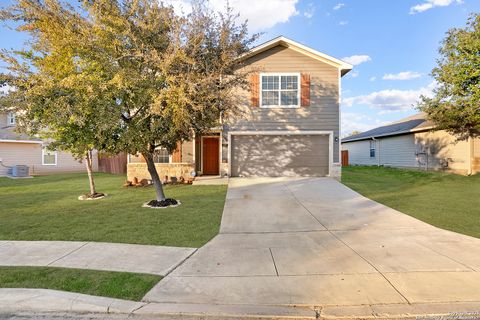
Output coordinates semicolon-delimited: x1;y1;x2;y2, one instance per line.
0;173;227;247
0;266;160;301
342;166;480;238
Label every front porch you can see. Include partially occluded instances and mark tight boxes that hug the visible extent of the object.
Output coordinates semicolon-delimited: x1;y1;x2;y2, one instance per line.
126;133;225;183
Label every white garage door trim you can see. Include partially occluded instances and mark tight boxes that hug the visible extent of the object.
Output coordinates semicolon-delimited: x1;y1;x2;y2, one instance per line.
227;130;334;177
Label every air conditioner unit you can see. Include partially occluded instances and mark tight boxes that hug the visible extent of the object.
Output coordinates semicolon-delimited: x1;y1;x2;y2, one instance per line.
11;165;29;177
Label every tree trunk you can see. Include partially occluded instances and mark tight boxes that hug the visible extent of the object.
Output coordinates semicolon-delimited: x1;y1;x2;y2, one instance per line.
85;150;96;195
143;151;166;201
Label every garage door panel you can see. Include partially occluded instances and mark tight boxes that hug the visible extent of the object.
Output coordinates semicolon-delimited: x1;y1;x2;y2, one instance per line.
231;165;328;177
231;134;329;177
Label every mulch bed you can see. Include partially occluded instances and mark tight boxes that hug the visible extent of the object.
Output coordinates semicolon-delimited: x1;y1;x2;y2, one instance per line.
142;198;181;209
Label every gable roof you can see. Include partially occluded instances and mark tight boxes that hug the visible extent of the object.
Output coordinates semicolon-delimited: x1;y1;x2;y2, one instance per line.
342;113;435;143
241;36;353;76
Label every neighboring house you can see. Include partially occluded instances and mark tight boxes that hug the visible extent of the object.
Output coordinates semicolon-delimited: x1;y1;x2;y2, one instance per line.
0;112;98;176
342;113;480;175
127;36;352;181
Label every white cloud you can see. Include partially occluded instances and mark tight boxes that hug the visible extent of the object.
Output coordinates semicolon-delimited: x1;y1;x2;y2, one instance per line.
165;0;299;32
339;20;348;26
333;3;345;10
369;76;376;82
303;3;315;18
342;81;436;112
348;70;359;78
341;55;371;66
383;71;422;80
409;0;463;14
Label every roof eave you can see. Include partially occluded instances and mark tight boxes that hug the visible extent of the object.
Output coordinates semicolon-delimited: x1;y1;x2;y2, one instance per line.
240;36;353;73
342;127;436;143
0;139;43;144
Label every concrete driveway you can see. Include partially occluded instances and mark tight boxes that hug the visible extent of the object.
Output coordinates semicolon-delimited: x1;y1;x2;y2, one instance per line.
145;177;480;317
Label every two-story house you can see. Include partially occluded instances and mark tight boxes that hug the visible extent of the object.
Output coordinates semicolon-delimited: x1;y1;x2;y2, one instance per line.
0;112;97;176
127;36;352;181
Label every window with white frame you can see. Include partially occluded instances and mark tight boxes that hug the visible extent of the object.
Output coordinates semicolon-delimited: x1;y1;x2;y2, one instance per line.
261;74;299;108
7;112;15;125
42;148;57;165
128;148;170;164
369;140;376;158
153;148;170;163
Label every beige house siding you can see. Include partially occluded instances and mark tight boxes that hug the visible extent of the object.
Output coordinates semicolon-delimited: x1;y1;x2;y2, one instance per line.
415;130;469;173
0;113;8;127
228;45;340;163
181;140;195;164
0;142;98;176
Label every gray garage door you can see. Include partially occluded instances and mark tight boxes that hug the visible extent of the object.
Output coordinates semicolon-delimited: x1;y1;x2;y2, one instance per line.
231;134;329;177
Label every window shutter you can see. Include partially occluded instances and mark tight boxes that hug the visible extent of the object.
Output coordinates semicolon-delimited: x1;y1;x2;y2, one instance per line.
250;74;259;107
301;73;310;107
171;141;182;163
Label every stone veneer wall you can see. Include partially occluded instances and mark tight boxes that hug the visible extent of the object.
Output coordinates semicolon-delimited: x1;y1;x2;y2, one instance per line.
127;163;195;181
330;163;341;180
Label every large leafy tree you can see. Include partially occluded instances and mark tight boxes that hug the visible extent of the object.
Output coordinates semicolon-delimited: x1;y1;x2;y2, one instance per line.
1;0;256;204
80;0;257;203
418;13;480;141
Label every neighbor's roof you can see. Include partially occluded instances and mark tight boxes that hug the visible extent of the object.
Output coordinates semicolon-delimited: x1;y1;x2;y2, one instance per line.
0;126;42;143
342;113;435;143
241;36;353;76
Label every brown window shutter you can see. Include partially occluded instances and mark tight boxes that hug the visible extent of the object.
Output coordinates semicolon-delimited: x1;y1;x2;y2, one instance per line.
250;74;259;107
301;73;310;107
171;141;182;163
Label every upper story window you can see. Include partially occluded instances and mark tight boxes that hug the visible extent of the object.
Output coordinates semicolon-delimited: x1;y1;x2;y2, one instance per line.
260;73;300;108
7;112;15;126
369;140;376;158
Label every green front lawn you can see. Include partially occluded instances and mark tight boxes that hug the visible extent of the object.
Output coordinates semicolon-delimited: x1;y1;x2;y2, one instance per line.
342;166;480;238
0;173;227;247
0;266;160;301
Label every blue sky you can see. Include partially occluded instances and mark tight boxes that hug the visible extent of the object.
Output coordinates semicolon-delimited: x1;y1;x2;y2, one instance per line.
1;0;479;135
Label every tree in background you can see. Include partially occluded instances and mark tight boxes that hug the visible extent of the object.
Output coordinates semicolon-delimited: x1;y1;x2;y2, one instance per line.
418;13;480;141
0;1;119;198
348;130;362;137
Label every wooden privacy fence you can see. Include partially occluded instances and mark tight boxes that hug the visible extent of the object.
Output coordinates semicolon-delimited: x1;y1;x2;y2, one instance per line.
98;152;127;174
341;150;349;167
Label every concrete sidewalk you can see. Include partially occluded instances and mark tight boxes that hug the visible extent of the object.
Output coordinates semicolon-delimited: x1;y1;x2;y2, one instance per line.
3;288;480;319
0;241;195;276
3;289;480;320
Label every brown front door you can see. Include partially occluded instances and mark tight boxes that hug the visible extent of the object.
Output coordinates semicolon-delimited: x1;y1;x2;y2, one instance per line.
203;137;219;175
